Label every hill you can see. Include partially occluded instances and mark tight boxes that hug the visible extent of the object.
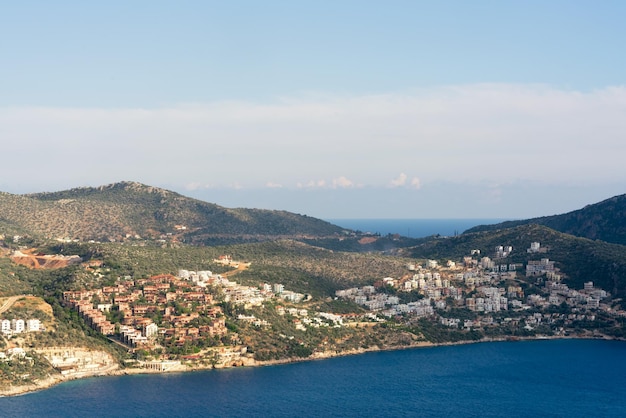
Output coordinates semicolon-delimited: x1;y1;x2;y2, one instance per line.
0;182;348;243
402;224;626;298
465;194;626;245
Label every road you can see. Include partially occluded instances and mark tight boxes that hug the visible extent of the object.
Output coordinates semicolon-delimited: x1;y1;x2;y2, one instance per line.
221;262;250;278
0;295;23;314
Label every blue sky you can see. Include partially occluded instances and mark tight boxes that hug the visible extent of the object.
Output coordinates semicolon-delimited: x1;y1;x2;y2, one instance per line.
2;1;625;218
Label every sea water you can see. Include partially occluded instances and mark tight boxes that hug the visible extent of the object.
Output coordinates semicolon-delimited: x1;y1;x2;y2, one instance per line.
2;339;626;417
325;219;508;238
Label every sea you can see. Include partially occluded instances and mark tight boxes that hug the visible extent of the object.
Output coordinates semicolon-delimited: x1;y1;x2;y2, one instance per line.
2;339;626;417
325;218;509;238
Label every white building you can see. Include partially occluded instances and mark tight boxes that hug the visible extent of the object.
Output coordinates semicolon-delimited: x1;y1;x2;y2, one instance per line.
27;319;41;332
143;322;159;338
12;319;25;333
528;242;541;253
526;258;556;276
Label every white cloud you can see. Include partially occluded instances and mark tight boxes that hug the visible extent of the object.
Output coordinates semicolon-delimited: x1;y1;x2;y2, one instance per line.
294;177;357;189
410;177;421;190
297;180;327;189
310;180;326;188
389;173;408;187
2;84;626;194
389;173;421;190
265;182;283;189
331;176;354;189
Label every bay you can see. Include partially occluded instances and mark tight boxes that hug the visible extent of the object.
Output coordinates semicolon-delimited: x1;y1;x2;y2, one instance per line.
325;218;508;238
2;339;626;417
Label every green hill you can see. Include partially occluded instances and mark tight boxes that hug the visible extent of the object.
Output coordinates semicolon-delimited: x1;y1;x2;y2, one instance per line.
0;181;348;242
465;194;626;245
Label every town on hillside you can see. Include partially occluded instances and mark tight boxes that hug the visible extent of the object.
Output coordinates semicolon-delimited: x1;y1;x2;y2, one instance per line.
336;242;621;338
47;243;622;364
4;243;625;375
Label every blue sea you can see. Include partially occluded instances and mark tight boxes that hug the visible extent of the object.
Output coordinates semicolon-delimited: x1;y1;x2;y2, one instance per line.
326;218;508;238
2;339;626;417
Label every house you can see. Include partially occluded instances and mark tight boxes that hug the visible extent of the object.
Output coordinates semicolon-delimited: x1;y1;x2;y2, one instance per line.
27;319;41;332
526;259;556;276
1;319;11;334
143;322;159;338
12;319;25;333
133;305;149;316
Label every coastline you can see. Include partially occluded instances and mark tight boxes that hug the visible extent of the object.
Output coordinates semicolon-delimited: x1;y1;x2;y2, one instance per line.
3;334;621;398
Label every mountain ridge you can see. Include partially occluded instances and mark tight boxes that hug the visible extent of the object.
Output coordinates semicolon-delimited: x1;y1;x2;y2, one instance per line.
464;193;626;245
0;181;348;242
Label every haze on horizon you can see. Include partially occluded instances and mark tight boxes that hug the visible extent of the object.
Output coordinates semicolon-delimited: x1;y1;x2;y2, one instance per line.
2;1;625;219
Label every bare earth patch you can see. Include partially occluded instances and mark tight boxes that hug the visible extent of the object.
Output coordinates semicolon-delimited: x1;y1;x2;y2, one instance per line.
358;237;379;245
9;249;81;269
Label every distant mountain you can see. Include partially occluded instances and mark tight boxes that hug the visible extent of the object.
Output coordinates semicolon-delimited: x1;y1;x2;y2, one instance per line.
0;181;348;242
403;223;626;298
465;194;626;246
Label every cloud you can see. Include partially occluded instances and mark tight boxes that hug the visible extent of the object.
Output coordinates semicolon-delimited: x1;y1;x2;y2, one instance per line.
296;177;356;189
389;173;408;187
331;176;354;189
389;173;421;190
265;182;283;188
410;177;421;190
2;84;626;193
297;180;325;189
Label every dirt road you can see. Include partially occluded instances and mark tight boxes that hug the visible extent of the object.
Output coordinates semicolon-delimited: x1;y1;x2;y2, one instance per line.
0;295;23;315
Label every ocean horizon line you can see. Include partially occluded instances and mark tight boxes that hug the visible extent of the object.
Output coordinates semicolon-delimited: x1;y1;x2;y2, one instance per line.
324;218;512;238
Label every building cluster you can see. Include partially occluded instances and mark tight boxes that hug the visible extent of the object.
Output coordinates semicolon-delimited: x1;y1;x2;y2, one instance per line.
529;280;608;310
526;258;556;276
64;294;116;336
336;240;618;336
274;306;345;331
0;347;32;363
494;245;513;258
42;347;115;375
177;268;304;307
260;283;305;303
335;286;435;317
466;286;509;313
237;314;271;327
1;318;42;336
63;273;227;348
63;261;309;349
440;277;613;332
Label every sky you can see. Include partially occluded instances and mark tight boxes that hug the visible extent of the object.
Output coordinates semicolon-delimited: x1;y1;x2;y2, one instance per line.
2;1;626;219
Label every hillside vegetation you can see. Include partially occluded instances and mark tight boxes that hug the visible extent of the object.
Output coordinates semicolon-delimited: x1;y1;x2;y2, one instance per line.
465;194;626;245
0;182;347;242
85;240;413;296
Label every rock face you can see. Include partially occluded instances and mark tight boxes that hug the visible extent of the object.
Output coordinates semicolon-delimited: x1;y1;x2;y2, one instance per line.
10;250;82;269
0;347;119;397
38;347;118;376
